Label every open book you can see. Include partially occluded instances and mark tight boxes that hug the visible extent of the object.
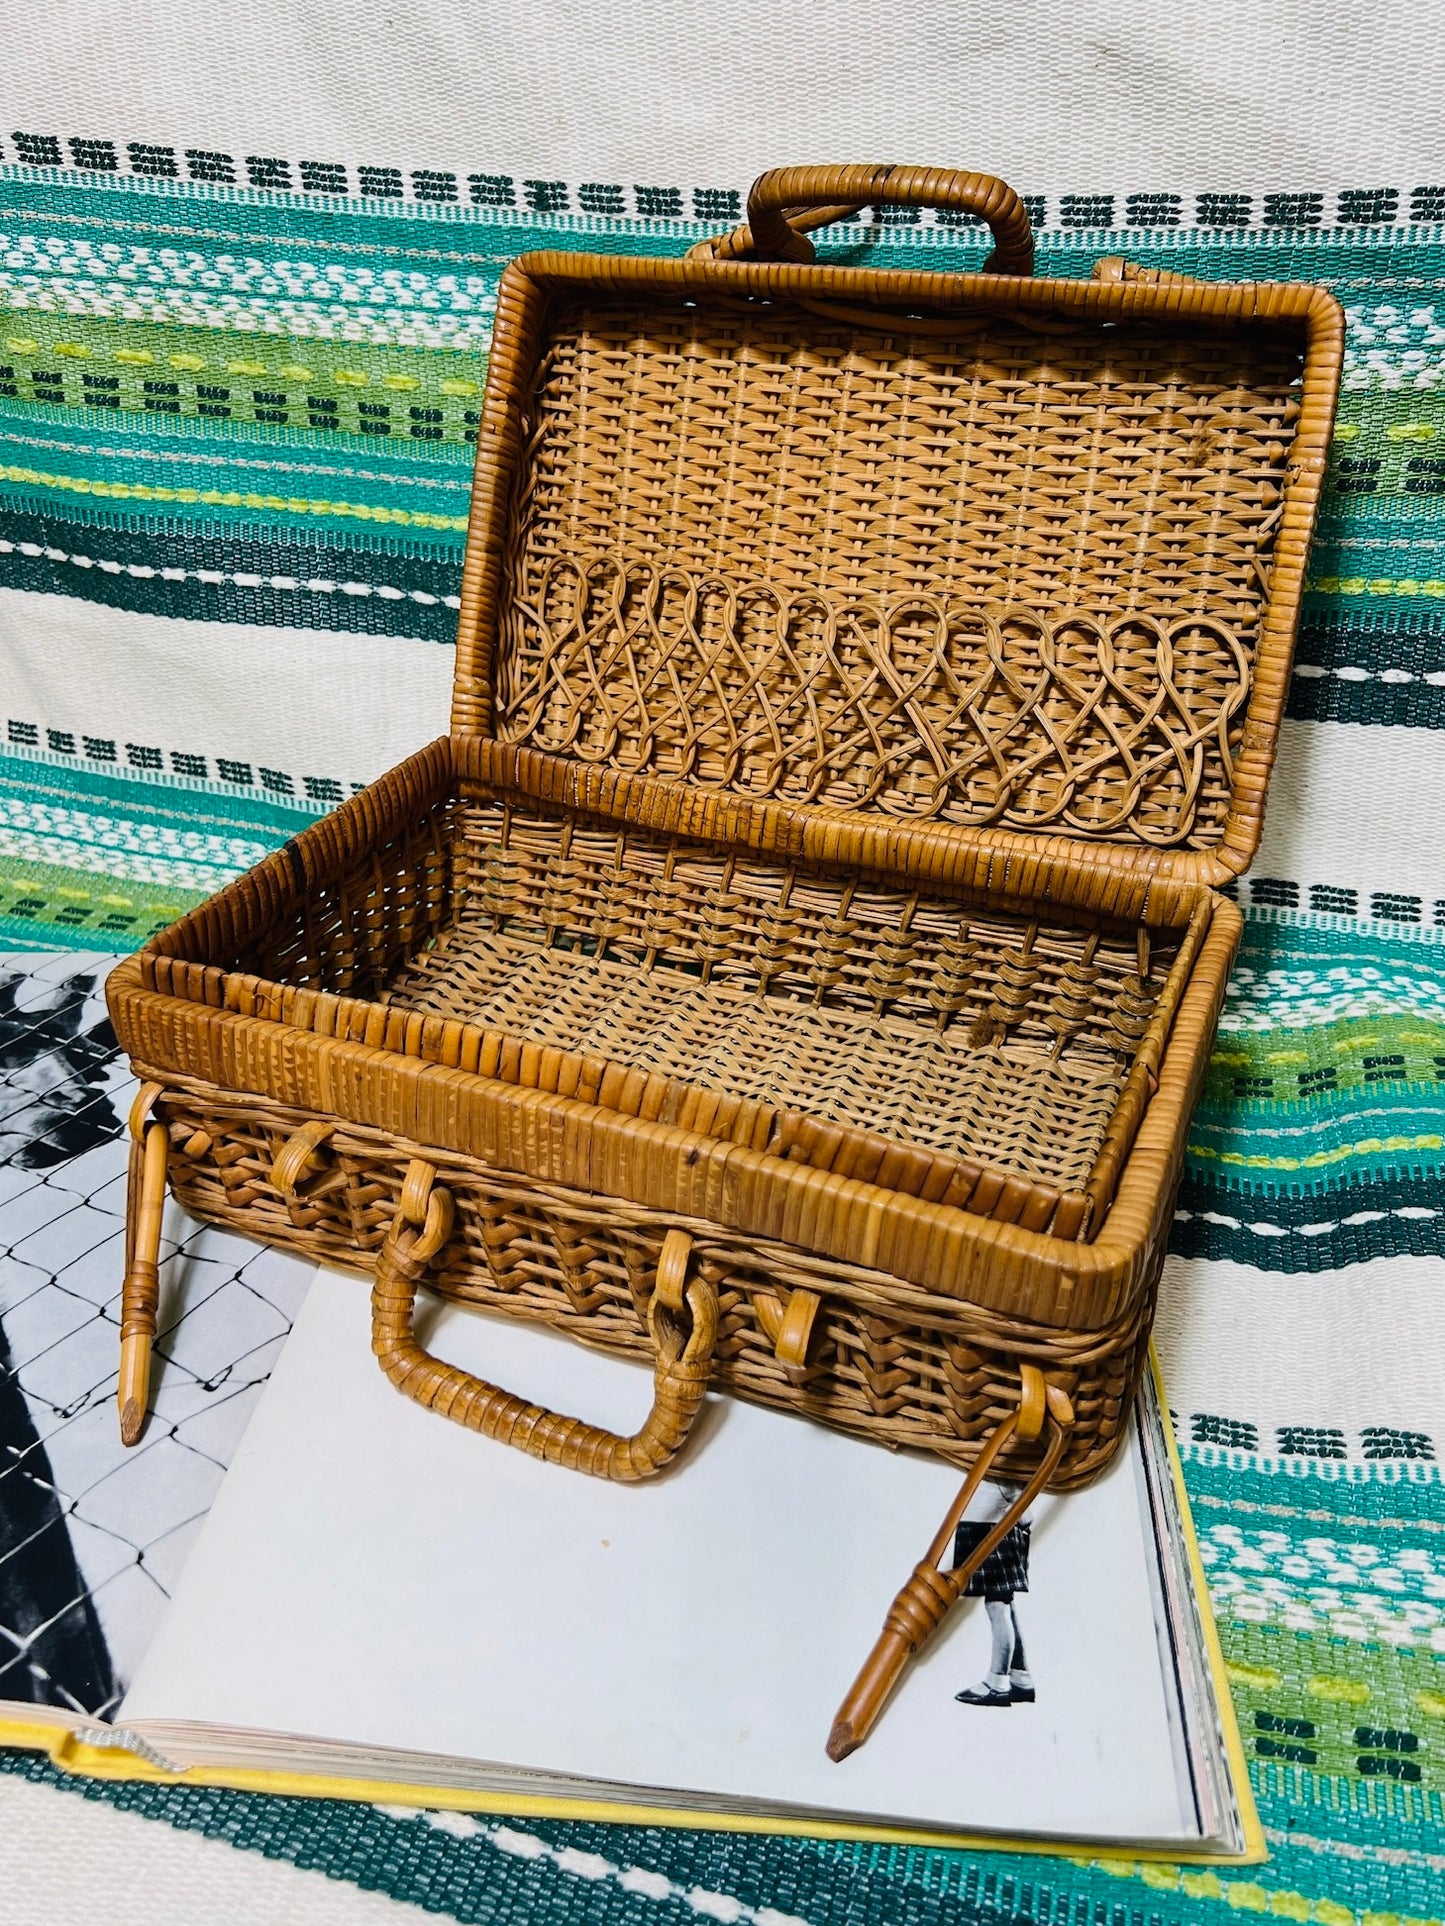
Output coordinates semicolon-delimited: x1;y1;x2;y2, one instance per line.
0;955;1259;1859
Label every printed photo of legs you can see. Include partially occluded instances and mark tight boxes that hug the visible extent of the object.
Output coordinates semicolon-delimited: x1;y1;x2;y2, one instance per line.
951;1507;1035;1709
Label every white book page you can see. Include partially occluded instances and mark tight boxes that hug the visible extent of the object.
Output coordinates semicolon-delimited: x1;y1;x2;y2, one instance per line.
124;1268;1190;1840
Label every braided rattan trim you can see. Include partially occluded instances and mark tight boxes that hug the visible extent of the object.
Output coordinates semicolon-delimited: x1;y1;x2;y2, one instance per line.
144;1073;1153;1485
498;565;1253;847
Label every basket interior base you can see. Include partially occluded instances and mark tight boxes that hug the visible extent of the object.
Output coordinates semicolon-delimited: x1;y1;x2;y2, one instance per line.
384;917;1129;1197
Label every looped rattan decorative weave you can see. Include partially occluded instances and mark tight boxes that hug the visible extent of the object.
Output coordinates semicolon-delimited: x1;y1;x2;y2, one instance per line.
498;560;1253;842
495;284;1305;863
107;162;1344;1756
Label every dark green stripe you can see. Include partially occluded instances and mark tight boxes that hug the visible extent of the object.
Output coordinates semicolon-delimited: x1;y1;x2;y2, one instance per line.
1297;614;1445;670
0;1749;1069;1926
3;509;1444;727
1288;675;1445;728
0;506;460;642
1170;1171;1444;1270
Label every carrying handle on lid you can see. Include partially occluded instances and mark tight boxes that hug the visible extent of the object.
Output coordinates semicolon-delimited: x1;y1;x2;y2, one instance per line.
689;164;1034;275
371;1161;718;1483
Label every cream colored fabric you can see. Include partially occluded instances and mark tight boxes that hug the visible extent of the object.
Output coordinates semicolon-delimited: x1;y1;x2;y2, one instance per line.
0;0;1438;195
0;1773;438;1926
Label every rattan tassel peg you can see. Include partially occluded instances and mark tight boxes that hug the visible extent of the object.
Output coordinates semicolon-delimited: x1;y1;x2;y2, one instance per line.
118;1089;169;1446
827;1367;1073;1761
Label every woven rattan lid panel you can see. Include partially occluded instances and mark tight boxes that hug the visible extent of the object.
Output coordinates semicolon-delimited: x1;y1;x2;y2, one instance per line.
491;291;1307;851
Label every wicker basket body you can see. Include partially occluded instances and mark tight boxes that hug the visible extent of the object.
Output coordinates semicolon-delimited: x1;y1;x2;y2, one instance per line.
107;166;1342;1748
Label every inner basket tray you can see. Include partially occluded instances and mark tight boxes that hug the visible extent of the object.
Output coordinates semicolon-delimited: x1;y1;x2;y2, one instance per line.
140;759;1213;1246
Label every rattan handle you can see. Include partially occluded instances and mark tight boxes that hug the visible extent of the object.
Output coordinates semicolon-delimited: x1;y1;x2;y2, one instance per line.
371;1168;717;1482
700;165;1034;274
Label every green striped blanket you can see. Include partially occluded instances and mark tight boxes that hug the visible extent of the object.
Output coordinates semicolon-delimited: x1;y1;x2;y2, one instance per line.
0;157;1441;1926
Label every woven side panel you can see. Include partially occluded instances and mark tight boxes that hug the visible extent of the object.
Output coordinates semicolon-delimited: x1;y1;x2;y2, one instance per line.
493;295;1304;848
152;1082;1150;1487
218;795;463;998
438;800;1175;1060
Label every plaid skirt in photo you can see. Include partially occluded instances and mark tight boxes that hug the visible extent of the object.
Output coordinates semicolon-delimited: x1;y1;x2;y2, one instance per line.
952;1519;1031;1597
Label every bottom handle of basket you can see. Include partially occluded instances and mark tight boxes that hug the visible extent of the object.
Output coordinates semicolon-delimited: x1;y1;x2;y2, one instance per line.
371;1162;718;1483
827;1367;1073;1762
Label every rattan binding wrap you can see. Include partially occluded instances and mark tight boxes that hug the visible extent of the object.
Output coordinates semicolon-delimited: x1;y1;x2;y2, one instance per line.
107;164;1343;1755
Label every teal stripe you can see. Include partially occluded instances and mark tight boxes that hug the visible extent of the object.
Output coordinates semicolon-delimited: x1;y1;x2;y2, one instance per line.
5;167;1445;278
0;917;68;950
1237;908;1445;958
0;400;473;477
0;487;466;561
0;746;318;838
0;403;473;543
1187;1090;1445;1185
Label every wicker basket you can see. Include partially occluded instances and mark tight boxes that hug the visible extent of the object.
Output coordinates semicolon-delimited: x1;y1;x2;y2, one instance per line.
107;165;1343;1755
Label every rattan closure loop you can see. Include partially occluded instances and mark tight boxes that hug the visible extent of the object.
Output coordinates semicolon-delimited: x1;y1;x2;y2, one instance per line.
128;1080;164;1143
754;1286;824;1380
409;1184;456;1265
271;1120;337;1200
400;1157;438;1227
1015;1361;1047;1442
653;1227;694;1314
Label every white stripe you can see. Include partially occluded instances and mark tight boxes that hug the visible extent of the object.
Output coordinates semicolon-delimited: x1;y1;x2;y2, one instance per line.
1294;663;1445;687
0;819;249;891
0;1774;440;1926
0;585;454;794
1156;1250;1445;1449
0;274;496;351
0;795;267;866
3;0;1437;195
1252;718;1445;903
1175;1204;1442;1236
372;1808;814;1926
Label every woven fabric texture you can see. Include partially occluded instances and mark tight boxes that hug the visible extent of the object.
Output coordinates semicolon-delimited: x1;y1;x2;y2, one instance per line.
1;2;1443;1921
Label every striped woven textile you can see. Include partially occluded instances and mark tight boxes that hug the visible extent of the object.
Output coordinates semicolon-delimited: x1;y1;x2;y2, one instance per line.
1;46;1443;1926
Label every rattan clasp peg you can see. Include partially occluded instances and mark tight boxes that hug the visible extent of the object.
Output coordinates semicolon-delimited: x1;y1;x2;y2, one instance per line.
826;1363;1072;1762
117;1084;169;1447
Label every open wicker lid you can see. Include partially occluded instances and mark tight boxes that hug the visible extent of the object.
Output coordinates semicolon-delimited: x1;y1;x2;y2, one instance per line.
453;166;1344;889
